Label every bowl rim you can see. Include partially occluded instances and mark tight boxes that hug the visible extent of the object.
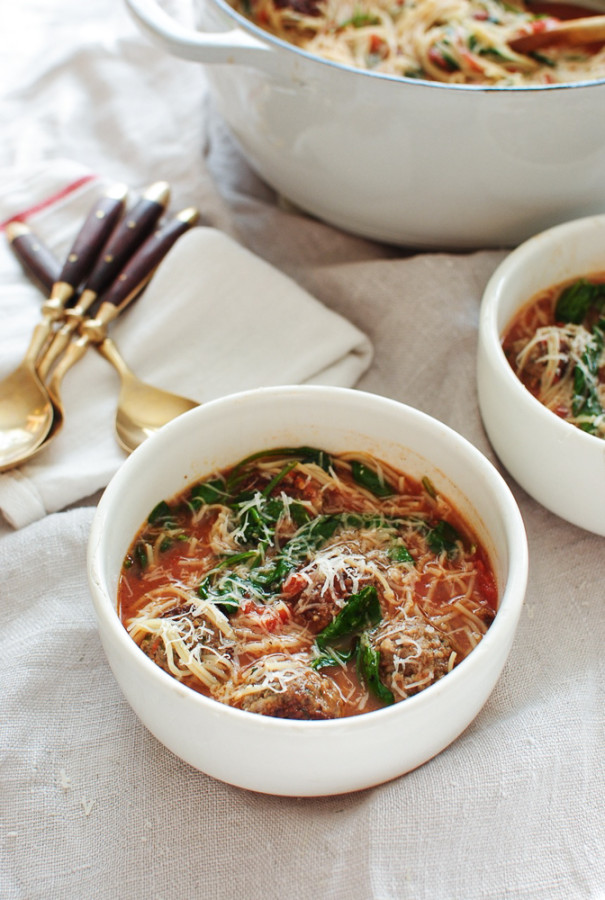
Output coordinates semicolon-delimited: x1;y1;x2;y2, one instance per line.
88;384;528;731
208;0;605;92
479;212;605;451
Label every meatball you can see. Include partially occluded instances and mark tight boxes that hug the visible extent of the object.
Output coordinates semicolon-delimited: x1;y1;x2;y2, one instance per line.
281;543;388;633
371;616;454;699
228;654;345;720
137;603;233;683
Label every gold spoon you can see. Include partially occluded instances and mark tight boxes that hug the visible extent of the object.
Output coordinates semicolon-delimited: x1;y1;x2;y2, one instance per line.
95;335;198;452
509;13;605;52
0;184;128;471
19;208;200;459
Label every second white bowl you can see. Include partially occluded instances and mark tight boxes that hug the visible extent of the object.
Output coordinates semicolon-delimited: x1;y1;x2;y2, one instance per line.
477;214;605;536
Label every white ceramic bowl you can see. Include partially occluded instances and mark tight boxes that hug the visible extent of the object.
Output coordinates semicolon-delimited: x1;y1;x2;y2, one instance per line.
478;214;605;537
88;385;527;796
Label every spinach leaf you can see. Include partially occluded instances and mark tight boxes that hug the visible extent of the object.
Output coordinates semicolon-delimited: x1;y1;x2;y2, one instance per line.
357;633;395;706
555;279;605;324
198;550;264;614
422;476;438;499
232;489;311;548
351;460;395;497
311;645;356;670
226;446;333;491
198;573;252;615
426;520;462;557
389;541;414;565
260;460;298;497
147;500;175;526
572;321;605;432
189;478;229;509
255;514;341;586
134;542;149;570
315;585;382;650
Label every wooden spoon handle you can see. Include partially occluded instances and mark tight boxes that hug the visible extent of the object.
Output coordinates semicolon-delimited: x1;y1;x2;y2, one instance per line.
56;183;128;291
46;208;200;389
7;206;200;320
510;14;605;52
5;222;60;294
79;181;170;300
93;207;200;320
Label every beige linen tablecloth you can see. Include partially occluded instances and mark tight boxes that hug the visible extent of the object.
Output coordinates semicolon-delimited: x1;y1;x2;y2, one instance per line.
1;2;603;899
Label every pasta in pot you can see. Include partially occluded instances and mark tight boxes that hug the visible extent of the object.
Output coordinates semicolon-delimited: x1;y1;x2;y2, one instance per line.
228;0;605;85
118;447;497;720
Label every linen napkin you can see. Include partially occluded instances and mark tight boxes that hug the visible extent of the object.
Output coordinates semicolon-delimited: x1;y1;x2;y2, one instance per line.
0;168;373;529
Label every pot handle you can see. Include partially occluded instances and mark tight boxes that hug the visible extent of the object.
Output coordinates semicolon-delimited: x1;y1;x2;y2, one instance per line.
124;0;280;72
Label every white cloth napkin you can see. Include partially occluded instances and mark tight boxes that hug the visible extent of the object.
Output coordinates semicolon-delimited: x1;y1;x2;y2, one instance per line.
0;167;372;528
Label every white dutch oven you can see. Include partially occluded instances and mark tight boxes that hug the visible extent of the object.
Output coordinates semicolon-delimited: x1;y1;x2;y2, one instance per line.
125;0;605;249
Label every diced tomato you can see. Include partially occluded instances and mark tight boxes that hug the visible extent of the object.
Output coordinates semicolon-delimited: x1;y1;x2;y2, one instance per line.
281;572;307;598
368;34;387;57
473;558;498;610
514;16;558;40
460;49;484;73
529;16;559;34
428;46;457;72
240;598;291;631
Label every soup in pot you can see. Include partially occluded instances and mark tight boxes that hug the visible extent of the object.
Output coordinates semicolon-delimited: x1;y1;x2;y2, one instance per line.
229;0;605;85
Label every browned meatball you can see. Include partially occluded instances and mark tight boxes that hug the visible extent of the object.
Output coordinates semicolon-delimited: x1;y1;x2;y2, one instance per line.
229;655;345;719
280;542;388;634
137;604;233;679
371;616;454;699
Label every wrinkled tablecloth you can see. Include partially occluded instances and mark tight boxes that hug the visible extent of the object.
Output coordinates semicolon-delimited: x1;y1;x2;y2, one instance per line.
1;2;603;899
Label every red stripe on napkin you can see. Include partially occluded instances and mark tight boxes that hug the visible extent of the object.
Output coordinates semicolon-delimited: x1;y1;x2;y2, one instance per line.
0;174;98;230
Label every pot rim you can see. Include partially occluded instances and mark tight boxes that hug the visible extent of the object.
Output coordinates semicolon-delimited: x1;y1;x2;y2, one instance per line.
208;0;605;92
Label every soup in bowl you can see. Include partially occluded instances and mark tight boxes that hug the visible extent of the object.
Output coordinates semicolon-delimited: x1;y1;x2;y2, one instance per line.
88;385;527;795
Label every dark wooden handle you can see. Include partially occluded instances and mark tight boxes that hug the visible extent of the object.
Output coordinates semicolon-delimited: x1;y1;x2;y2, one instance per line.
7;225;60;294
98;208;199;312
81;182;170;297
57;183;128;288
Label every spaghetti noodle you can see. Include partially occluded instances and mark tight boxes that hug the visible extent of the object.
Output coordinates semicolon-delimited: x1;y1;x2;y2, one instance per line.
502;273;605;438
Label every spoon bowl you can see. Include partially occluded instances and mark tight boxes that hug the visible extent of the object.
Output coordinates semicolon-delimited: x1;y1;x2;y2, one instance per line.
0;356;55;471
97;337;198;452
